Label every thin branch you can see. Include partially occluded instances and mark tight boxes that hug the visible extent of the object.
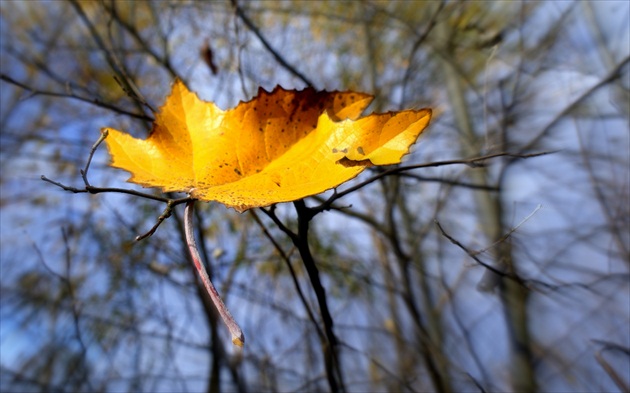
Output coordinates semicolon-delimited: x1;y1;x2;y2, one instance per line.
60;227;94;390
314;151;554;214
249;209;325;341
594;351;630;393
68;0;153;117
135;201;176;242
292;199;346;393
400;173;499;191
380;175;451;393
31;229;94;391
340;341;421;393
434;219;574;295
0;73;153;121
264;201;345;392
41;175;192;239
41;175;174;204
434;219;512;280
471;204;542;257
400;1;445;107
516;55;629;155
80;129;109;186
103;1;178;82
41;131;191;239
230;0;315;87
259;205;298;243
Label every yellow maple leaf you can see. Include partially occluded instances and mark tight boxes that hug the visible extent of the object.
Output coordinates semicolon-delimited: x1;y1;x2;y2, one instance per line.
104;80;431;212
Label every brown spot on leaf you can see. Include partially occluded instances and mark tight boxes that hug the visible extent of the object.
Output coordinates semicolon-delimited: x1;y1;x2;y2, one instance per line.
336;157;374;168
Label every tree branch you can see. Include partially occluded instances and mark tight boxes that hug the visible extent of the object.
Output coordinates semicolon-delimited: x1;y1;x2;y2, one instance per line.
292;199;346;393
314;151;554;214
0;73;153;121
41;130;191;240
230;0;315;87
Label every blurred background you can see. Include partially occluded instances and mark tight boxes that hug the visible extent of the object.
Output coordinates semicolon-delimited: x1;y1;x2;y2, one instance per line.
1;1;628;392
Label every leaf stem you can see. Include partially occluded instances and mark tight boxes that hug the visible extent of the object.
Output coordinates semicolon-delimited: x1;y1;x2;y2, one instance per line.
184;200;244;347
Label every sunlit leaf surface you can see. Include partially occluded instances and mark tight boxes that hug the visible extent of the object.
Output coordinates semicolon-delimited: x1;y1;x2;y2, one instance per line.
105;80;431;211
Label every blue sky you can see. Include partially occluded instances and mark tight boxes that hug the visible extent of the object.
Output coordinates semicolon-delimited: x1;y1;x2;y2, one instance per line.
1;1;628;391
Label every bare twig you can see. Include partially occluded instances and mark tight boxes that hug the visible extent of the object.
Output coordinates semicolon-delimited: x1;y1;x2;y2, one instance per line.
399;173;499;191
314;151;554;214
400;1;445;107
261;201;345;392
68;0;153;118
249;209;325;341
135;201;176;241
31;229;94;391
292;199;345;393
0;73;153;121
80;129;109;186
592;341;630;393
41;175;192;239
517;55;629;155
471;204;542;257
230;0;314;87
434;219;511;280
41;131;191;239
42;175;174;203
103;2;178;83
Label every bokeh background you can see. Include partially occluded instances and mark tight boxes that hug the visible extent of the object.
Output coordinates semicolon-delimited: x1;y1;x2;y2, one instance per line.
1;1;628;392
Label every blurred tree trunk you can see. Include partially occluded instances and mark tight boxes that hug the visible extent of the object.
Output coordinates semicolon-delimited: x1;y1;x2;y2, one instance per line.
435;20;537;392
